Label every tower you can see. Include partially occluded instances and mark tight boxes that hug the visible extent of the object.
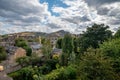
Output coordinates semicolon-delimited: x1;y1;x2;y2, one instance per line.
39;36;41;44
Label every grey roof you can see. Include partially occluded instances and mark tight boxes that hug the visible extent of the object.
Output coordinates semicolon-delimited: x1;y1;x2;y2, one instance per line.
5;46;19;55
52;48;62;55
30;44;42;50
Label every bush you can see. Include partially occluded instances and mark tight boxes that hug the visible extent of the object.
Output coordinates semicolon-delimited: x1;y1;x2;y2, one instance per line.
77;48;119;80
100;38;120;58
8;71;21;80
23;46;32;56
0;46;7;61
9;66;38;80
39;59;59;74
45;65;77;80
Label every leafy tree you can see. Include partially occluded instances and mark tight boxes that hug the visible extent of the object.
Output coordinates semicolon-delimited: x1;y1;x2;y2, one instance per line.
16;56;30;67
40;59;59;74
77;48;119;80
78;24;112;52
100;38;120;58
62;34;74;54
73;37;79;54
56;38;63;49
41;37;46;44
60;34;74;66
100;38;120;76
59;53;68;66
15;38;28;47
42;39;52;60
9;66;40;80
23;46;32;56
111;57;120;76
45;65;77;80
114;28;120;38
0;46;7;61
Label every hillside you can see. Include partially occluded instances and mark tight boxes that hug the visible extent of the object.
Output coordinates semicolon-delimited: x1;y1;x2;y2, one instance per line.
0;30;73;38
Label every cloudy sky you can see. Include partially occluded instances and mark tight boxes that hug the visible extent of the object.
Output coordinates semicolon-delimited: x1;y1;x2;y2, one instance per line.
0;0;120;35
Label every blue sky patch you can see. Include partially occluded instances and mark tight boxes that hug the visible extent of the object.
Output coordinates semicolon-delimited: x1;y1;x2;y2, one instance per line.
39;0;68;16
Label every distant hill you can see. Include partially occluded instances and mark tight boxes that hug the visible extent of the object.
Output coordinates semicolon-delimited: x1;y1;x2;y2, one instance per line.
47;30;70;37
0;30;78;38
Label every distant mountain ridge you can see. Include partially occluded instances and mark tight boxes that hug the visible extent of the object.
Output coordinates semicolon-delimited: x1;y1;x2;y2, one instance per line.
0;30;75;38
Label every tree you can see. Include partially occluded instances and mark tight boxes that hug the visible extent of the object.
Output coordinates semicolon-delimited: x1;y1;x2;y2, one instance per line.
15;38;28;47
56;38;63;49
60;34;74;66
9;66;38;80
62;34;74;54
45;65;77;80
42;39;52;60
0;46;7;61
73;37;79;54
77;48;119;80
100;38;120;58
114;28;120;38
78;24;112;52
100;38;120;78
23;46;32;56
16;56;30;67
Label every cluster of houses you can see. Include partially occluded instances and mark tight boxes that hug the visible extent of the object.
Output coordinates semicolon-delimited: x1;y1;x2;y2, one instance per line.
0;31;75;80
0;33;62;71
0;34;41;60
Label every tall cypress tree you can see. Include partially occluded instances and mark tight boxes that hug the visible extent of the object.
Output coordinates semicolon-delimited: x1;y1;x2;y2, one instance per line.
62;34;74;54
60;34;74;66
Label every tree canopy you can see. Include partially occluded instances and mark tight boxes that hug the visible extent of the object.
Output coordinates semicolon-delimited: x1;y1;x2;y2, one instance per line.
78;24;112;52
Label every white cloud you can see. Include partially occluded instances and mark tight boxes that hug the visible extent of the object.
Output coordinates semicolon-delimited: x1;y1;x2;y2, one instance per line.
0;0;120;34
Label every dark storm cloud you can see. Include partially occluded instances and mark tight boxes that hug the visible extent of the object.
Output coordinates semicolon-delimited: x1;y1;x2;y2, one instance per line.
0;0;49;26
85;0;120;27
62;16;90;24
97;7;110;15
85;0;120;6
0;0;42;16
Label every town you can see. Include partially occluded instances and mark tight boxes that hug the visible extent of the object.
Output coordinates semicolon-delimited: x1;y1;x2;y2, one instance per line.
0;30;76;80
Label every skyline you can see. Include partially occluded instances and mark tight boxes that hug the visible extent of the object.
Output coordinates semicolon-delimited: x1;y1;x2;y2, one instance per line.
0;0;120;35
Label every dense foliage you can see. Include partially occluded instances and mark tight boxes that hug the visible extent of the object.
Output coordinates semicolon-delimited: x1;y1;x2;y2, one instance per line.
9;24;120;80
15;38;32;56
56;38;62;49
78;24;112;52
0;46;7;61
114;28;120;38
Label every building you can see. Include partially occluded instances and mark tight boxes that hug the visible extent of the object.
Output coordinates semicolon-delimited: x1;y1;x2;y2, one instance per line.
51;48;62;58
0;66;4;71
8;47;26;63
28;42;43;57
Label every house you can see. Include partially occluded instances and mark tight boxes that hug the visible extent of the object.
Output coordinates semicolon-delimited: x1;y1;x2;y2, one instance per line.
29;42;43;57
14;48;26;60
8;47;26;63
0;66;4;71
51;48;62;58
5;46;19;55
1;35;16;42
29;42;42;51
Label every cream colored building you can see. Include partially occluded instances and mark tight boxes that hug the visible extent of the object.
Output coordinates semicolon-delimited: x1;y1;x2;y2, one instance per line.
0;66;4;71
9;47;26;63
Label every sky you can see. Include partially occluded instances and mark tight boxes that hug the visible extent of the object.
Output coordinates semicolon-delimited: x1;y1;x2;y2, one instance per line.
0;0;120;35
